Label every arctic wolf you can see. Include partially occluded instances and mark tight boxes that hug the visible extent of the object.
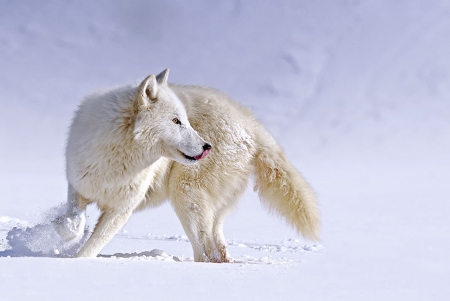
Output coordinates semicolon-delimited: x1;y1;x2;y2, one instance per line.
56;69;320;262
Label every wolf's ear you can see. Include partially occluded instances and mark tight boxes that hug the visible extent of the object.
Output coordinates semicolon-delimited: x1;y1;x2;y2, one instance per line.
156;68;170;85
137;74;158;108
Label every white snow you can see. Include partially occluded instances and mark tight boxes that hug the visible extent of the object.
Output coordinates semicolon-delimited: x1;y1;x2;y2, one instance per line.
1;0;449;300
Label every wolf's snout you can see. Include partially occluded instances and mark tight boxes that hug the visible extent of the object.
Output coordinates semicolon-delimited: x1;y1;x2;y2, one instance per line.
203;143;211;151
193;143;211;160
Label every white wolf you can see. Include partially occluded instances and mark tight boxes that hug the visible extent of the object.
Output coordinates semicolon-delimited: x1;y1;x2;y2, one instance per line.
55;69;320;262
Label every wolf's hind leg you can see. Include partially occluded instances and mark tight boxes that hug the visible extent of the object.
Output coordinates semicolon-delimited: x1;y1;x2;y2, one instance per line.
211;191;247;263
211;175;249;263
212;208;234;263
171;197;216;262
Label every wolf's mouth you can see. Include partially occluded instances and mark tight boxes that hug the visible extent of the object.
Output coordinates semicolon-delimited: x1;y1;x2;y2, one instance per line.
180;149;210;161
182;152;196;161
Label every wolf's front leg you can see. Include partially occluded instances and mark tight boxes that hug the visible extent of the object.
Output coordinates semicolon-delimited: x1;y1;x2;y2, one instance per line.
53;207;86;241
53;186;88;243
76;208;133;258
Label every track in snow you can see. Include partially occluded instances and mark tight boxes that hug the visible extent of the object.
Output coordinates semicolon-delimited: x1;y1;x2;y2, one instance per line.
0;216;321;265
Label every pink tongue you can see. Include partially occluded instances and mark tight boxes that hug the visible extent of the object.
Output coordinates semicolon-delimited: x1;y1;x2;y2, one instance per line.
194;149;210;160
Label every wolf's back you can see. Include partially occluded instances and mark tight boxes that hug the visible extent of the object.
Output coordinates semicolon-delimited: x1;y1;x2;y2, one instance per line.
252;127;320;241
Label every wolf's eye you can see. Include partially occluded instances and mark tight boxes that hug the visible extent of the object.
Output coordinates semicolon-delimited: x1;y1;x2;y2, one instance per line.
172;118;181;125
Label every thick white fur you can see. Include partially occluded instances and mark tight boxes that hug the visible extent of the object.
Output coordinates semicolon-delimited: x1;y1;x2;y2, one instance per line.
61;69;320;261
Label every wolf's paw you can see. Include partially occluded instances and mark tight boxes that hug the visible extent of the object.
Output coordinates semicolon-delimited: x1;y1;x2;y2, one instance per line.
52;212;86;241
206;249;234;263
209;256;235;263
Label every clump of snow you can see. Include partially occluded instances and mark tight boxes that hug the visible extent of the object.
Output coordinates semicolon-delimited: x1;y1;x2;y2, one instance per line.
0;205;88;257
0;216;28;229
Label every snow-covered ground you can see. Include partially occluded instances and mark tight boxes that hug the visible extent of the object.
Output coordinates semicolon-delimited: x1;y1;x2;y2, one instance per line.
1;1;449;300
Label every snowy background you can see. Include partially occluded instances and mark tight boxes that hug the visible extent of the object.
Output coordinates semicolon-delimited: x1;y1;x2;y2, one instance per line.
1;0;449;300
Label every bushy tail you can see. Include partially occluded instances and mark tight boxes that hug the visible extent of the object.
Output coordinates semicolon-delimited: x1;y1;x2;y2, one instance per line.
253;133;320;241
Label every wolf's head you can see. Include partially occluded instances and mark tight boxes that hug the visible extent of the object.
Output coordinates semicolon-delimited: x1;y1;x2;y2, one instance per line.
133;69;211;165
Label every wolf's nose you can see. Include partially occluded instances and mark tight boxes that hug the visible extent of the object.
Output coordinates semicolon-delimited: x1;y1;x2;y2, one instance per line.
203;143;211;151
